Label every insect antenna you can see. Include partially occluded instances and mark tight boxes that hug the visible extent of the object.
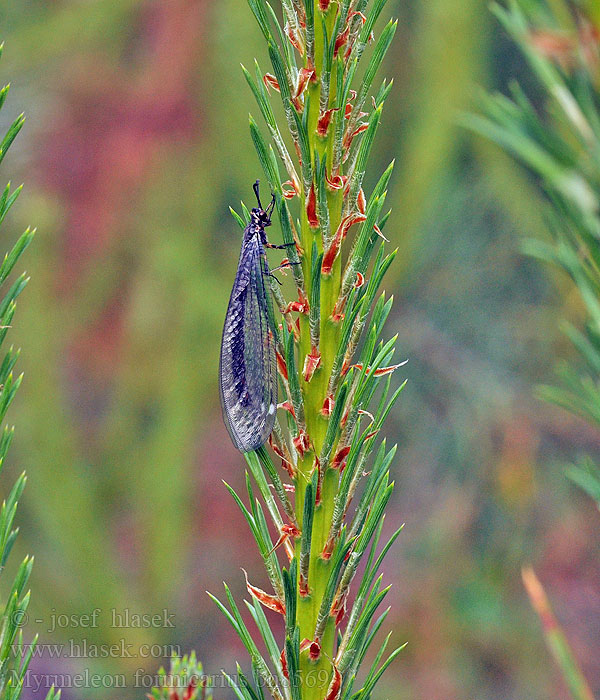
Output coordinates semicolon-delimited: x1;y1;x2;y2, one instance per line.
253;179;263;209
253;179;276;218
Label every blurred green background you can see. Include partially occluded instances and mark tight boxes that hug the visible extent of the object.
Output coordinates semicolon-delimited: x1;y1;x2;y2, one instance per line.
0;1;599;698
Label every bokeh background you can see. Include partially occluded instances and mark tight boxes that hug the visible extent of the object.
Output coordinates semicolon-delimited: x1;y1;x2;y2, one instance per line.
0;1;599;699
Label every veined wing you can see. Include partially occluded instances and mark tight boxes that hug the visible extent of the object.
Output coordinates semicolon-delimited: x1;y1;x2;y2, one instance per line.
219;233;277;452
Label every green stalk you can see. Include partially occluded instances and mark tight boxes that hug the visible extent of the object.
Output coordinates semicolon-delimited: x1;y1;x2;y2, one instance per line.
296;7;342;692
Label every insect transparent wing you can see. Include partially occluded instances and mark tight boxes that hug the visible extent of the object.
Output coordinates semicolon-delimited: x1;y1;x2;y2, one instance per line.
219;235;277;452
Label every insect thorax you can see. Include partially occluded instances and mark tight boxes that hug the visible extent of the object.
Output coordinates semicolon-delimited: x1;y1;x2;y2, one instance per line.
244;221;267;245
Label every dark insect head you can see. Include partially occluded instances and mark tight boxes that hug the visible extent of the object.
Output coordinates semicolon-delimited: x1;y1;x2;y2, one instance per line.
252;179;275;228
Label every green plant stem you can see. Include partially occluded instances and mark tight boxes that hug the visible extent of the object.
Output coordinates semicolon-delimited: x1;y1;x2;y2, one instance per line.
295;5;344;693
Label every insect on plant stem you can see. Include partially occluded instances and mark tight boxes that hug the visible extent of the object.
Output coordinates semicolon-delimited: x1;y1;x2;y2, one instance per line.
220;180;294;454
212;2;406;698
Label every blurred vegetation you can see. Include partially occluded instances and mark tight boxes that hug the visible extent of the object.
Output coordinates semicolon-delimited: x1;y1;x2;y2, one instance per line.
0;42;55;700
467;1;600;697
0;1;597;699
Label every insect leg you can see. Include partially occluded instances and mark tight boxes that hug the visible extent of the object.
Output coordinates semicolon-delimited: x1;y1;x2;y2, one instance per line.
266;271;284;285
265;241;296;250
270;261;301;273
